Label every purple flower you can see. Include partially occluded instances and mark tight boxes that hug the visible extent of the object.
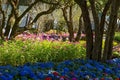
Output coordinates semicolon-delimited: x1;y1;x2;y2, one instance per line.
72;77;77;80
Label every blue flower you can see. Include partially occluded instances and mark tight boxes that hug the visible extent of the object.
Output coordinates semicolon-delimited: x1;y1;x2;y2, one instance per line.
20;70;29;76
37;72;44;79
63;60;72;65
20;66;32;76
46;62;54;68
21;76;28;80
63;67;69;73
85;63;94;69
0;75;8;80
40;63;47;68
104;68;113;74
29;72;36;78
4;73;13;80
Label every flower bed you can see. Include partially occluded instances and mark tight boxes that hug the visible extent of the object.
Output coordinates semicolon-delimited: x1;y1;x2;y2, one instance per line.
0;58;120;80
15;31;86;41
0;32;120;80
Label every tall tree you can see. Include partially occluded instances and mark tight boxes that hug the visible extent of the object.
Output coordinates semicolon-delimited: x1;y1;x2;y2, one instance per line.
74;0;120;61
61;0;75;42
103;0;120;61
75;14;83;41
0;0;58;39
75;0;93;59
60;0;83;42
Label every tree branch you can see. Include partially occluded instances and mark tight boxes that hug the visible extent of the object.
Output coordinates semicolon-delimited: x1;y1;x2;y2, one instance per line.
18;0;40;21
18;0;59;22
9;0;19;19
32;5;57;23
0;1;5;29
100;0;112;32
40;0;59;5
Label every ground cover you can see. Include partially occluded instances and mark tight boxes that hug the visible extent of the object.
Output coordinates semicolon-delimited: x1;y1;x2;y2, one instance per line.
0;59;120;80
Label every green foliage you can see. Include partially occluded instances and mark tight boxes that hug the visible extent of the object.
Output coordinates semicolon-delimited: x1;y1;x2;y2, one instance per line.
114;32;120;42
0;39;4;45
102;40;118;48
112;51;120;58
79;39;118;49
0;40;86;66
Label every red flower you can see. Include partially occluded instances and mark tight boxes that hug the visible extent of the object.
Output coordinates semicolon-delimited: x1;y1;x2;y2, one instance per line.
53;71;59;76
115;78;120;80
60;76;65;79
101;78;105;80
103;73;108;76
45;77;52;80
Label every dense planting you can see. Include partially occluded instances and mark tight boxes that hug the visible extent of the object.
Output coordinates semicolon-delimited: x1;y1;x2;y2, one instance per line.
0;40;85;66
0;59;120;80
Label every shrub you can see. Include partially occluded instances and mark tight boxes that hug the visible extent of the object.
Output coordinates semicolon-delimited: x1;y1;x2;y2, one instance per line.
0;39;4;45
0;40;86;66
114;32;120;42
112;51;120;58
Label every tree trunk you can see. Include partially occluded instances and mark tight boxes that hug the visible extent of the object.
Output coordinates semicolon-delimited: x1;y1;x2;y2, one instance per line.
1;0;58;39
74;0;118;61
0;1;5;39
99;0;112;61
10;20;19;39
75;0;93;59
4;0;41;39
4;12;14;37
5;0;19;39
62;6;74;42
69;6;74;42
8;0;57;39
75;14;82;42
89;0;100;61
103;0;120;61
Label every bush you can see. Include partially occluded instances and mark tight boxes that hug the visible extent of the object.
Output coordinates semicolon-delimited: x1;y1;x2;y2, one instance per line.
0;40;86;66
114;32;120;42
112;51;120;58
0;39;4;45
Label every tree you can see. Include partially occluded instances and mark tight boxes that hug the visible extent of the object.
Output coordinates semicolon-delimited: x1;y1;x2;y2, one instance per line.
59;0;83;42
75;14;83;41
60;0;75;42
74;0;120;61
103;0;120;61
0;0;58;39
0;0;5;39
